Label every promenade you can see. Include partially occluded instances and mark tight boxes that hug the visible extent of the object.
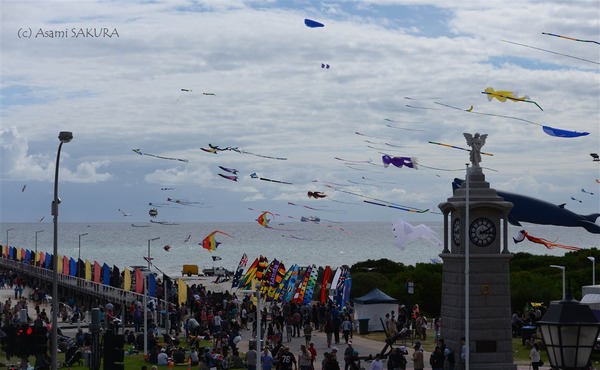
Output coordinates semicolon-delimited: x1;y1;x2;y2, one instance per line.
0;284;536;369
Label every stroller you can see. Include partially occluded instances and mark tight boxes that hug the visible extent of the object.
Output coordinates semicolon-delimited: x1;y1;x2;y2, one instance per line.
63;345;84;367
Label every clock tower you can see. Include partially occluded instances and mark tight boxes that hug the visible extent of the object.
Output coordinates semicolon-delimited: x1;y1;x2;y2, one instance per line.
438;134;516;370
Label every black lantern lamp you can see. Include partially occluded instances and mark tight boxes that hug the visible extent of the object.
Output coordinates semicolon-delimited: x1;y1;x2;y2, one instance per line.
538;291;600;369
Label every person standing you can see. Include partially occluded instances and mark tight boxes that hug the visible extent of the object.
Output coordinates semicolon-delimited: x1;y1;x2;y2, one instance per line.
247;345;258;370
298;345;313;370
530;342;542;370
343;342;354;370
388;347;407;370
369;354;383;370
303;321;314;347
412;341;424;370
341;316;352;344
429;346;444;370
280;346;298;370
262;347;274;370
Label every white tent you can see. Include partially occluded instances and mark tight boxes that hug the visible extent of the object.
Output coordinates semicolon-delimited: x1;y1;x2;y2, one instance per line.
353;288;398;332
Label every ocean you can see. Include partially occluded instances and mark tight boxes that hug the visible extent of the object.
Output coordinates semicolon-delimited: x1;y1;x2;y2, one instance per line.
1;222;598;277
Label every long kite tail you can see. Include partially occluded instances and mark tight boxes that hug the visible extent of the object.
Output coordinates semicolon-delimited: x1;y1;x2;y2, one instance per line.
542;32;600;45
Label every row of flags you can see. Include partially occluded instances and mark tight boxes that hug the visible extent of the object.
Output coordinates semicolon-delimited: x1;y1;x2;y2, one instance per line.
230;253;352;307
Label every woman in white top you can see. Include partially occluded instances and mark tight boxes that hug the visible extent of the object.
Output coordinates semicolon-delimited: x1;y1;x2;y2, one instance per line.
530;342;541;370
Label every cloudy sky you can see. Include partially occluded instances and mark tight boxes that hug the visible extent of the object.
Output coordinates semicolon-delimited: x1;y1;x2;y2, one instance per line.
1;0;599;224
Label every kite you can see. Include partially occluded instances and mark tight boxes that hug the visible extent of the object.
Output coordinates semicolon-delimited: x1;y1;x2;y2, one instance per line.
542;126;589;138
308;191;327;198
218;166;238;174
132;149;189;163
482;87;543;111
304;19;324;28
581;189;594;195
203;93;216;96
219;174;238;182
150;220;179;225
334;156;373;164
21;185;26;192
392;219;442;250
453;178;600;233
429;141;494;157
321;63;330;69
434;102;589;138
571;196;582;203
163;245;171;252
167;198;206;207
250;172;293;184
384;119;428;132
591;153;599;162
325;185;429;213
542;32;600;45
501;39;600;65
149;208;158;218
201;230;232;252
597;179;600;184
249;208;347;232
160;187;174;190
118;209;132;217
131;223;150;227
184;234;191;243
257;211;275;227
212;256;222;261
200;143;287;160
382;155;418;169
37;217;44;222
347;180;382;188
287;201;346;214
513;229;582;251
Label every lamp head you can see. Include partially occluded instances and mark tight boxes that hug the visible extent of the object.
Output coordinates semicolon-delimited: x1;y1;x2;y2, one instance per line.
588;257;596;262
58;131;73;143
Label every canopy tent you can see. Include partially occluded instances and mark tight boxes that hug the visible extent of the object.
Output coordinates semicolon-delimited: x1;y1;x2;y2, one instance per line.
353;288;398;332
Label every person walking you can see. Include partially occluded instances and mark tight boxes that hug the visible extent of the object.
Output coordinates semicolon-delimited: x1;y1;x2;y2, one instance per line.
412;341;424;370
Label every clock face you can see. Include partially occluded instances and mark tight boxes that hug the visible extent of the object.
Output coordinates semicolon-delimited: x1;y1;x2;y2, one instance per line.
469;217;496;247
452;218;461;245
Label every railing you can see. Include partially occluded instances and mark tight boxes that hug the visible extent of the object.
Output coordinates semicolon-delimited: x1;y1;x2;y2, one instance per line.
0;257;146;305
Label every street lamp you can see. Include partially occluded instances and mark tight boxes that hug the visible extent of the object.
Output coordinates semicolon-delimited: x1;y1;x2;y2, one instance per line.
588;257;595;285
35;230;44;264
550;265;566;300
240;283;262;370
51;131;73;370
6;228;14;247
538;292;600;369
147;237;160;270
144;237;159;356
78;233;88;278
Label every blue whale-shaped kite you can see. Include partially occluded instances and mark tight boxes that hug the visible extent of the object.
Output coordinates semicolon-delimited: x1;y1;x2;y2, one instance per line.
453;178;600;234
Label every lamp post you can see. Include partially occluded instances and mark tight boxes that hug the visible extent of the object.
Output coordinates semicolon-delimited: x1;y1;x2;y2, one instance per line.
588;257;595;285
240;283;262;370
144;237;159;356
78;233;88;279
147;237;160;270
51;131;73;370
35;230;44;265
6;228;14;247
550;265;566;300
538;292;600;369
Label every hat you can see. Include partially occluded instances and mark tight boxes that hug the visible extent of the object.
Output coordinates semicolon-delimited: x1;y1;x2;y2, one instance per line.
414;341;421;349
331;347;338;352
348;341;352;345
161;348;166;352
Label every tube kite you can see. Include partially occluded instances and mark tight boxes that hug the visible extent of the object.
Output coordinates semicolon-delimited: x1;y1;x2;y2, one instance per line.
513;230;581;251
308;191;327;198
542;32;600;45
132;149;189;163
201;230;232;251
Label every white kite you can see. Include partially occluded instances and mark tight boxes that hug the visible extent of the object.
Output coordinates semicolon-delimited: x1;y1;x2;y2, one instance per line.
392;219;442;250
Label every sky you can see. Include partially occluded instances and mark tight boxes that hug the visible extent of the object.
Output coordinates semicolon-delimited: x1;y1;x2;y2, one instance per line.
1;0;599;224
